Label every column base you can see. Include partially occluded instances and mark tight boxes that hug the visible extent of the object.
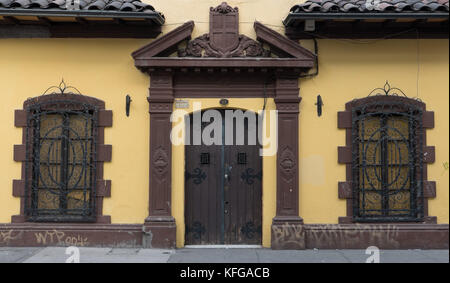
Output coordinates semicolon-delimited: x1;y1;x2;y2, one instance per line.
271;216;305;250
143;216;176;249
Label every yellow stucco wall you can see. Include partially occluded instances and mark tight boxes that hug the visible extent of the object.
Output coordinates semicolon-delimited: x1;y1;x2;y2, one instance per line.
0;0;448;249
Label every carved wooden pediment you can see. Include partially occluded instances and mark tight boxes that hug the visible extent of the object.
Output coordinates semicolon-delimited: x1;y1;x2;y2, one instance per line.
132;2;315;71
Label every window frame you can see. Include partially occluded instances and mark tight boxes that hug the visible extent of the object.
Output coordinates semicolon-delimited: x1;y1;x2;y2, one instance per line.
338;95;437;224
13;93;113;224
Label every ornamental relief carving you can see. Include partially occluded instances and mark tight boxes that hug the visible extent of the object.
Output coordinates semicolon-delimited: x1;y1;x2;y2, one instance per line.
280;146;296;183
178;2;270;58
210;2;238;13
153;147;169;179
178;34;271;58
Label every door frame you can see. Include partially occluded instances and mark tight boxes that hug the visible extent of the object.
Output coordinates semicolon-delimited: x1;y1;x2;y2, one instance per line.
183;107;264;246
131;4;315;249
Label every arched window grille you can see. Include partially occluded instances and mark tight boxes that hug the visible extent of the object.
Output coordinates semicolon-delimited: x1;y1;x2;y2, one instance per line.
351;97;424;222
24;98;99;222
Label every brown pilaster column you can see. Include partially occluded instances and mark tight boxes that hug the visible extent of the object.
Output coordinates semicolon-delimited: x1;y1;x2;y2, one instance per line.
271;75;305;250
143;71;176;249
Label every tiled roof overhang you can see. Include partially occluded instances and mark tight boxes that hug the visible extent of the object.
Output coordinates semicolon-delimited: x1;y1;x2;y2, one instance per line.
0;0;165;38
284;1;449;39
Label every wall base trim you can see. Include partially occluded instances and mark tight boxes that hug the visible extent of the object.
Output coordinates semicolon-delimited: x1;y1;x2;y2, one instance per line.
304;224;449;250
271;217;306;250
143;218;177;249
0;224;143;248
1;223;448;249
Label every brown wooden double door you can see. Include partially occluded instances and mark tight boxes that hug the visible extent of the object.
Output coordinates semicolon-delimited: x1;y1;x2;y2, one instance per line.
185;110;262;245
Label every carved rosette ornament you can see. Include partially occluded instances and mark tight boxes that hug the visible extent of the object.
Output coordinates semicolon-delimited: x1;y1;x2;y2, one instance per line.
153;147;169;179
279;146;296;183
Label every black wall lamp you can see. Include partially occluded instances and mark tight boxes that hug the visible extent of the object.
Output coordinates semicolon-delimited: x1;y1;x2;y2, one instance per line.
126;95;132;117
315;95;324;117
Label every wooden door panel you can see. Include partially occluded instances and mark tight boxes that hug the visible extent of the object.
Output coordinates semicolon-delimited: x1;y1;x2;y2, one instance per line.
225;144;262;245
185;116;222;245
185;110;262;245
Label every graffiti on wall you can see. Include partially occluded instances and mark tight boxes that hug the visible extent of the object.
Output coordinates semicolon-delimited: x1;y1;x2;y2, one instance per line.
307;224;401;248
272;223;305;249
34;230;89;247
0;230;23;244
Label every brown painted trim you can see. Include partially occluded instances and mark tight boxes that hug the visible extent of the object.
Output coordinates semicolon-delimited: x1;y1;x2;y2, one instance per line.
97;145;113;162
98;110;113;127
338;95;437;224
423;181;437;198
0;22;162;39
423;146;436;163
254;21;316;60
271;75;304;250
132;21;195;59
96;180;112;198
12;180;25;198
14;110;27;127
132;21;315;73
13;144;26;162
142;71;177;249
2;222;446;249
337;146;352;164
13;93;113;224
133;5;314;250
423;111;435;128
0;224;143;247
304;224;449;250
337;111;352;128
135;58;314;70
338;182;352;199
285;20;449;40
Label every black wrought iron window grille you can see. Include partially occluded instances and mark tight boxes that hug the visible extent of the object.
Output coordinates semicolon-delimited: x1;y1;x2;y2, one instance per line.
352;100;424;222
24;99;98;222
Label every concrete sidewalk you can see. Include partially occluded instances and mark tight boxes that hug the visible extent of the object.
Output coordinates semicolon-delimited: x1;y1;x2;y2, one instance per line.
0;247;448;263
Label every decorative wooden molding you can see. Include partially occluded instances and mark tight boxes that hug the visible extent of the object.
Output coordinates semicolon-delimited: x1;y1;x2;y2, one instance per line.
254;21;316;60
304;223;448;250
337;146;352;164
338;95;437;224
132;21;195;59
337;111;352;129
133;2;314;249
271;74;304;250
0;22;162;39
0;224;144;247
14;110;27;127
178;34;270;58
132;12;315;73
12;93;113;224
424;181;437;198
13;145;26;162
423;111;435;128
423;146;436;163
285;21;449;40
97;145;113;162
98;110;113;127
338;182;352;199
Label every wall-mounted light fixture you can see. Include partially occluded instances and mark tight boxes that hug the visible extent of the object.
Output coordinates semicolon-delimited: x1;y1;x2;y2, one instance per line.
126;95;132;117
315;95;324;117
